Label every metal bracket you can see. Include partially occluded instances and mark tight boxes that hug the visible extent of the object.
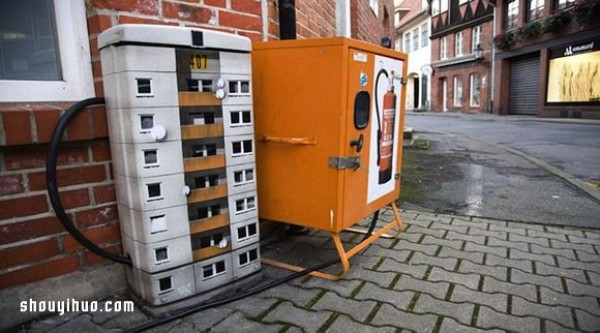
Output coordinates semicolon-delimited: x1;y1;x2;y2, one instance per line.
329;156;360;170
394;172;402;180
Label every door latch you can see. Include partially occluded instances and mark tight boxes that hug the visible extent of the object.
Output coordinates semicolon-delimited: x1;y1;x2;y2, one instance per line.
329;156;361;170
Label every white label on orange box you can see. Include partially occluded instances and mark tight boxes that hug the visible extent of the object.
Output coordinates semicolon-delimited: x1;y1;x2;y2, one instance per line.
353;52;367;62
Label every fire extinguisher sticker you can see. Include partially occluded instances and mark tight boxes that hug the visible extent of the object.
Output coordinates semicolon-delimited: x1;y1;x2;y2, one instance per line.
367;56;403;204
359;72;368;86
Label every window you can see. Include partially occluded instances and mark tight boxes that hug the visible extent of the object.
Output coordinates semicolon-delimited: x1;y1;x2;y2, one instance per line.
440;37;448;60
469;74;481;107
505;0;519;31
233;169;254;186
440;0;449;13
472;25;482;53
455;32;464;57
237;222;258;241
232;140;253;156
235;196;256;214
202;260;226;279
554;0;574;9
431;0;440;15
527;0;544;21
230;110;252;125
0;0;93;102
412;28;419;52
238;249;259;266
370;0;379;16
459;0;469;4
453;76;463;106
421;23;429;48
228;80;250;95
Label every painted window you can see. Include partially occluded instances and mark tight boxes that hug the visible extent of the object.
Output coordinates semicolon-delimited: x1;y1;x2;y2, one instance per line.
0;0;93;102
505;0;519;31
453;76;463;107
470;73;481;107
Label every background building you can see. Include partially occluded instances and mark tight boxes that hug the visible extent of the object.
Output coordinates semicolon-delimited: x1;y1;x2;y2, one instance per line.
492;0;600;118
0;0;394;328
428;0;494;113
395;0;433;111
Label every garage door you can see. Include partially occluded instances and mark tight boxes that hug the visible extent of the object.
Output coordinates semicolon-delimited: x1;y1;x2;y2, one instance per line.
509;56;540;115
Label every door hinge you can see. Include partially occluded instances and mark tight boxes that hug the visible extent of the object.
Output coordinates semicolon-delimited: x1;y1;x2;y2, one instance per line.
328;156;361;170
394;172;402;180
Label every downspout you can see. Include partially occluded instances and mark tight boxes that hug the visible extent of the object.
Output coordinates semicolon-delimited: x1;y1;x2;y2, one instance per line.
262;0;269;41
490;2;496;113
336;0;351;37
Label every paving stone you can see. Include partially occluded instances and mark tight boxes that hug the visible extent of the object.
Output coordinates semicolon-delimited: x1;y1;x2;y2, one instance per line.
465;242;507;258
413;293;475;325
482;277;537;302
410;252;458;271
557;256;600;274
394;239;440;256
566;278;600;298
408;216;433;228
511;269;563;292
528;230;568;242
453;218;489;230
489;223;527;236
392;274;450;300
588;271;600;286
566;234;600;245
531;243;576;260
47;314;109;333
509;222;544;231
325;314;397;333
535;262;587;284
355;281;415;310
345;268;398;288
261;301;332;333
427;267;480;290
311;291;377;322
574;309;600;332
404;225;446;239
164;320;200;333
102;308;149;330
476;307;541;332
183;307;235;332
352;255;386;270
550;239;596;253
540;287;600;315
209;311;283;333
428;221;469;234
224;296;280;318
421;235;464;251
509;248;556;266
488;237;528;252
511;296;575;328
450;284;508;313
371;303;438;332
362;243;412;261
471;217;507;228
256;283;322;308
439;246;485;265
446;231;486;245
468;228;508;241
486;254;533;273
583;230;600;240
296;277;363;298
459;260;507;281
395;231;425;244
509;233;550;247
575;250;600;263
377;258;428;279
544;320;583;333
545;227;585;238
440;317;504;333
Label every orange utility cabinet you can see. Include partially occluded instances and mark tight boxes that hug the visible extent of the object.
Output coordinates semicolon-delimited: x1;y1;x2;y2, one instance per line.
252;38;407;278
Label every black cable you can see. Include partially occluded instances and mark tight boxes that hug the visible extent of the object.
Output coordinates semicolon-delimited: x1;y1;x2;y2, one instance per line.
374;68;389;166
361;210;380;242
46;97;133;266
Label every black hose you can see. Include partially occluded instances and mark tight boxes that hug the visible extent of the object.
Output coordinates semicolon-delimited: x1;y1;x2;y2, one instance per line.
374;68;389;166
361;210;380;242
46;97;133;266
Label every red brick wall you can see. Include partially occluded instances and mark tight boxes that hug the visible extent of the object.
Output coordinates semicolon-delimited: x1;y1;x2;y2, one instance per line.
351;0;394;44
0;0;396;290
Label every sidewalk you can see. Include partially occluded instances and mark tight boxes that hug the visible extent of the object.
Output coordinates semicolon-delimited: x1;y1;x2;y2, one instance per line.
15;209;600;332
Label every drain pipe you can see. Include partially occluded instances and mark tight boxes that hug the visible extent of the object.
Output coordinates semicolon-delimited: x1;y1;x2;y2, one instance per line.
261;0;269;41
336;0;351;37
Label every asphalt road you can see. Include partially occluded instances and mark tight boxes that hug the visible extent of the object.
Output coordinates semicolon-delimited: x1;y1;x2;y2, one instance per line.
399;113;600;229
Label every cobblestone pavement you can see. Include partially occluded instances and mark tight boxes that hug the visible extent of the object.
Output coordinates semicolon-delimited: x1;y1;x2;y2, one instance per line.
17;209;600;332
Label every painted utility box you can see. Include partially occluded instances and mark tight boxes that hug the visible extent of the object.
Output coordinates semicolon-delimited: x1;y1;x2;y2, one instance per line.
252;38;408;233
98;25;260;305
252;38;407;279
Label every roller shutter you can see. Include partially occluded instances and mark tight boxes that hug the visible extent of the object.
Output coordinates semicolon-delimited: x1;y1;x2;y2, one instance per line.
508;56;540;115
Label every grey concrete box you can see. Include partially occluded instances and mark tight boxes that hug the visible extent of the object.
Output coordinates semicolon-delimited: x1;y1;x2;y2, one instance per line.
114;173;187;211
122;234;193;273
106;107;182;144
193;253;234;293
118;204;190;244
126;264;196;306
224;134;256;166
100;45;176;75
230;218;260;249
219;52;251;75
232;243;261;279
225;163;257;196
110;141;184;178
227;190;259;224
103;71;179;110
222;105;254;137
